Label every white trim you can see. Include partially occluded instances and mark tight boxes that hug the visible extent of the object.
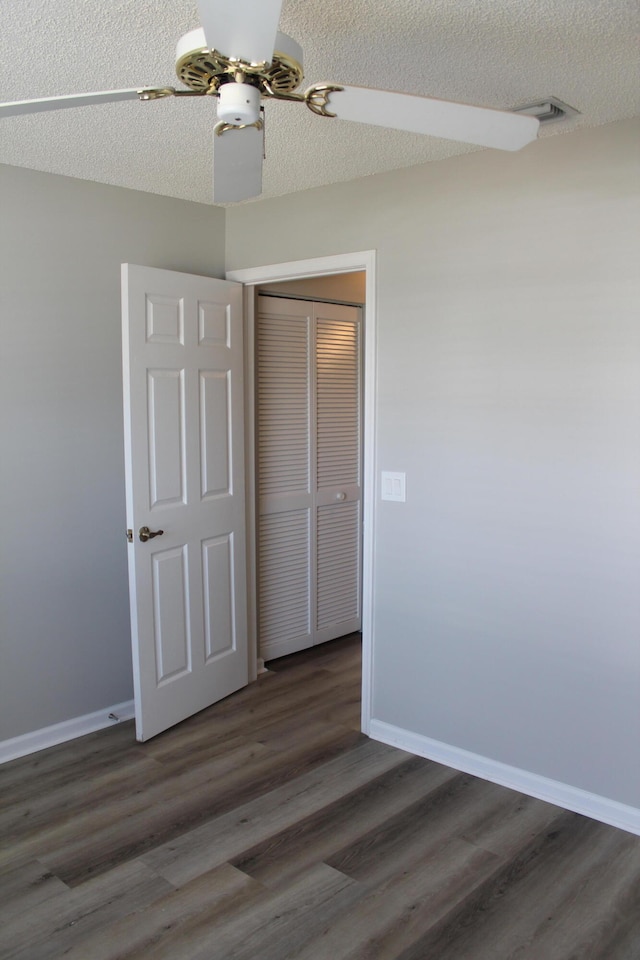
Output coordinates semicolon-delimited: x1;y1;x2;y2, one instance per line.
227;251;377;736
0;700;135;765
369;719;640;837
242;284;259;684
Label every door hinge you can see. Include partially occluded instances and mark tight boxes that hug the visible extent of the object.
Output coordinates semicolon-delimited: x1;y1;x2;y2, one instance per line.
126;529;133;543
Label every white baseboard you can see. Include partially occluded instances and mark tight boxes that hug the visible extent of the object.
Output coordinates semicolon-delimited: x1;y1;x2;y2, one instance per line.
369;718;640;837
0;700;135;765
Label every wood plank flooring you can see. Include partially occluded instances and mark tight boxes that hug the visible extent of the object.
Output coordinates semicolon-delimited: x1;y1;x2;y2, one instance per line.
1;632;639;959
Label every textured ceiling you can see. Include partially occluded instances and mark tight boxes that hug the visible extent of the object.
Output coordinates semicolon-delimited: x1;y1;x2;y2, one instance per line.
0;0;638;205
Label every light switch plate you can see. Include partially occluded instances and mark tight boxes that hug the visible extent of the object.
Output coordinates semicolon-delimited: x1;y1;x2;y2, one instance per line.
381;471;406;502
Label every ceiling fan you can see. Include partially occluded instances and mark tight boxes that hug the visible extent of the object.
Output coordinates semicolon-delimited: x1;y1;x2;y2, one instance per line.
0;0;540;203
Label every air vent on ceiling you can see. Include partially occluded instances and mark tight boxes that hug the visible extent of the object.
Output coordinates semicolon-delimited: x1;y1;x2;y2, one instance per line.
512;97;580;125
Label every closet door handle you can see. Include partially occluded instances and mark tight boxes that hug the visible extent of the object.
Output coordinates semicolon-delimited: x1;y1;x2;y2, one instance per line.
335;492;346;501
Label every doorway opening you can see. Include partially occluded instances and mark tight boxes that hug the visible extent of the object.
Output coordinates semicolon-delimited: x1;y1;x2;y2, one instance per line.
255;276;364;669
255;276;364;718
227;251;376;735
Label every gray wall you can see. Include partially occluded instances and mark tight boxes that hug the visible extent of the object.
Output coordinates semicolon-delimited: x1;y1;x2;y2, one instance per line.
2;121;639;812
227;119;640;808
0;165;226;741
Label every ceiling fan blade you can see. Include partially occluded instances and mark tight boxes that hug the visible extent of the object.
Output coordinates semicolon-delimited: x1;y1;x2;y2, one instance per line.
327;85;540;151
197;0;283;64
0;89;146;118
213;122;264;203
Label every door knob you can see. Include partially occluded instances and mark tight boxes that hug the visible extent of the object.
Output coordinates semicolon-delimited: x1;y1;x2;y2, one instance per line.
139;526;164;542
335;491;346;501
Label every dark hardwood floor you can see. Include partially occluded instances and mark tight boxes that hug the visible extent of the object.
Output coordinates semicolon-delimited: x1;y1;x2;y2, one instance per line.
1;632;639;959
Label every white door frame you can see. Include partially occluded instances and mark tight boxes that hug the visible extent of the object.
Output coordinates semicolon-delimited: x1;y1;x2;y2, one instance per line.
227;251;376;735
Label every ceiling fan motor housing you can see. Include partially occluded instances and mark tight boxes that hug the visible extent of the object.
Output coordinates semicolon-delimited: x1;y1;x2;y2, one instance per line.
217;81;261;124
175;28;304;99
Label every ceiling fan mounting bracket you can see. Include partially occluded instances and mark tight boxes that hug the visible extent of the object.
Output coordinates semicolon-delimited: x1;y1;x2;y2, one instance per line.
137;87;210;101
254;81;343;118
214;116;264;136
137;87;176;101
304;84;343;117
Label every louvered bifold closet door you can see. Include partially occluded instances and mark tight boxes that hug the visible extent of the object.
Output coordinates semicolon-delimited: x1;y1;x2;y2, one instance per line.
315;303;362;644
257;297;313;658
256;295;362;660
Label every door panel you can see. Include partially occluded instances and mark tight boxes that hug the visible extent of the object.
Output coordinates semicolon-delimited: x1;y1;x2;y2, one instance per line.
152;545;190;682
258;508;312;650
316;500;361;638
200;370;231;497
257;313;311;497
316;315;361;487
256;300;313;656
148;368;185;507
122;264;248;742
202;533;236;659
314;306;362;644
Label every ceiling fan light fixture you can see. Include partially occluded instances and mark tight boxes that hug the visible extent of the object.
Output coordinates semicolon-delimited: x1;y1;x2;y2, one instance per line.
217;81;261;125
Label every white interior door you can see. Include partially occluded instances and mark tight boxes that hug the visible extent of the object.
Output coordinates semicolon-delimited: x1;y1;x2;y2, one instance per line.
122;264;248;741
256;295;362;660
